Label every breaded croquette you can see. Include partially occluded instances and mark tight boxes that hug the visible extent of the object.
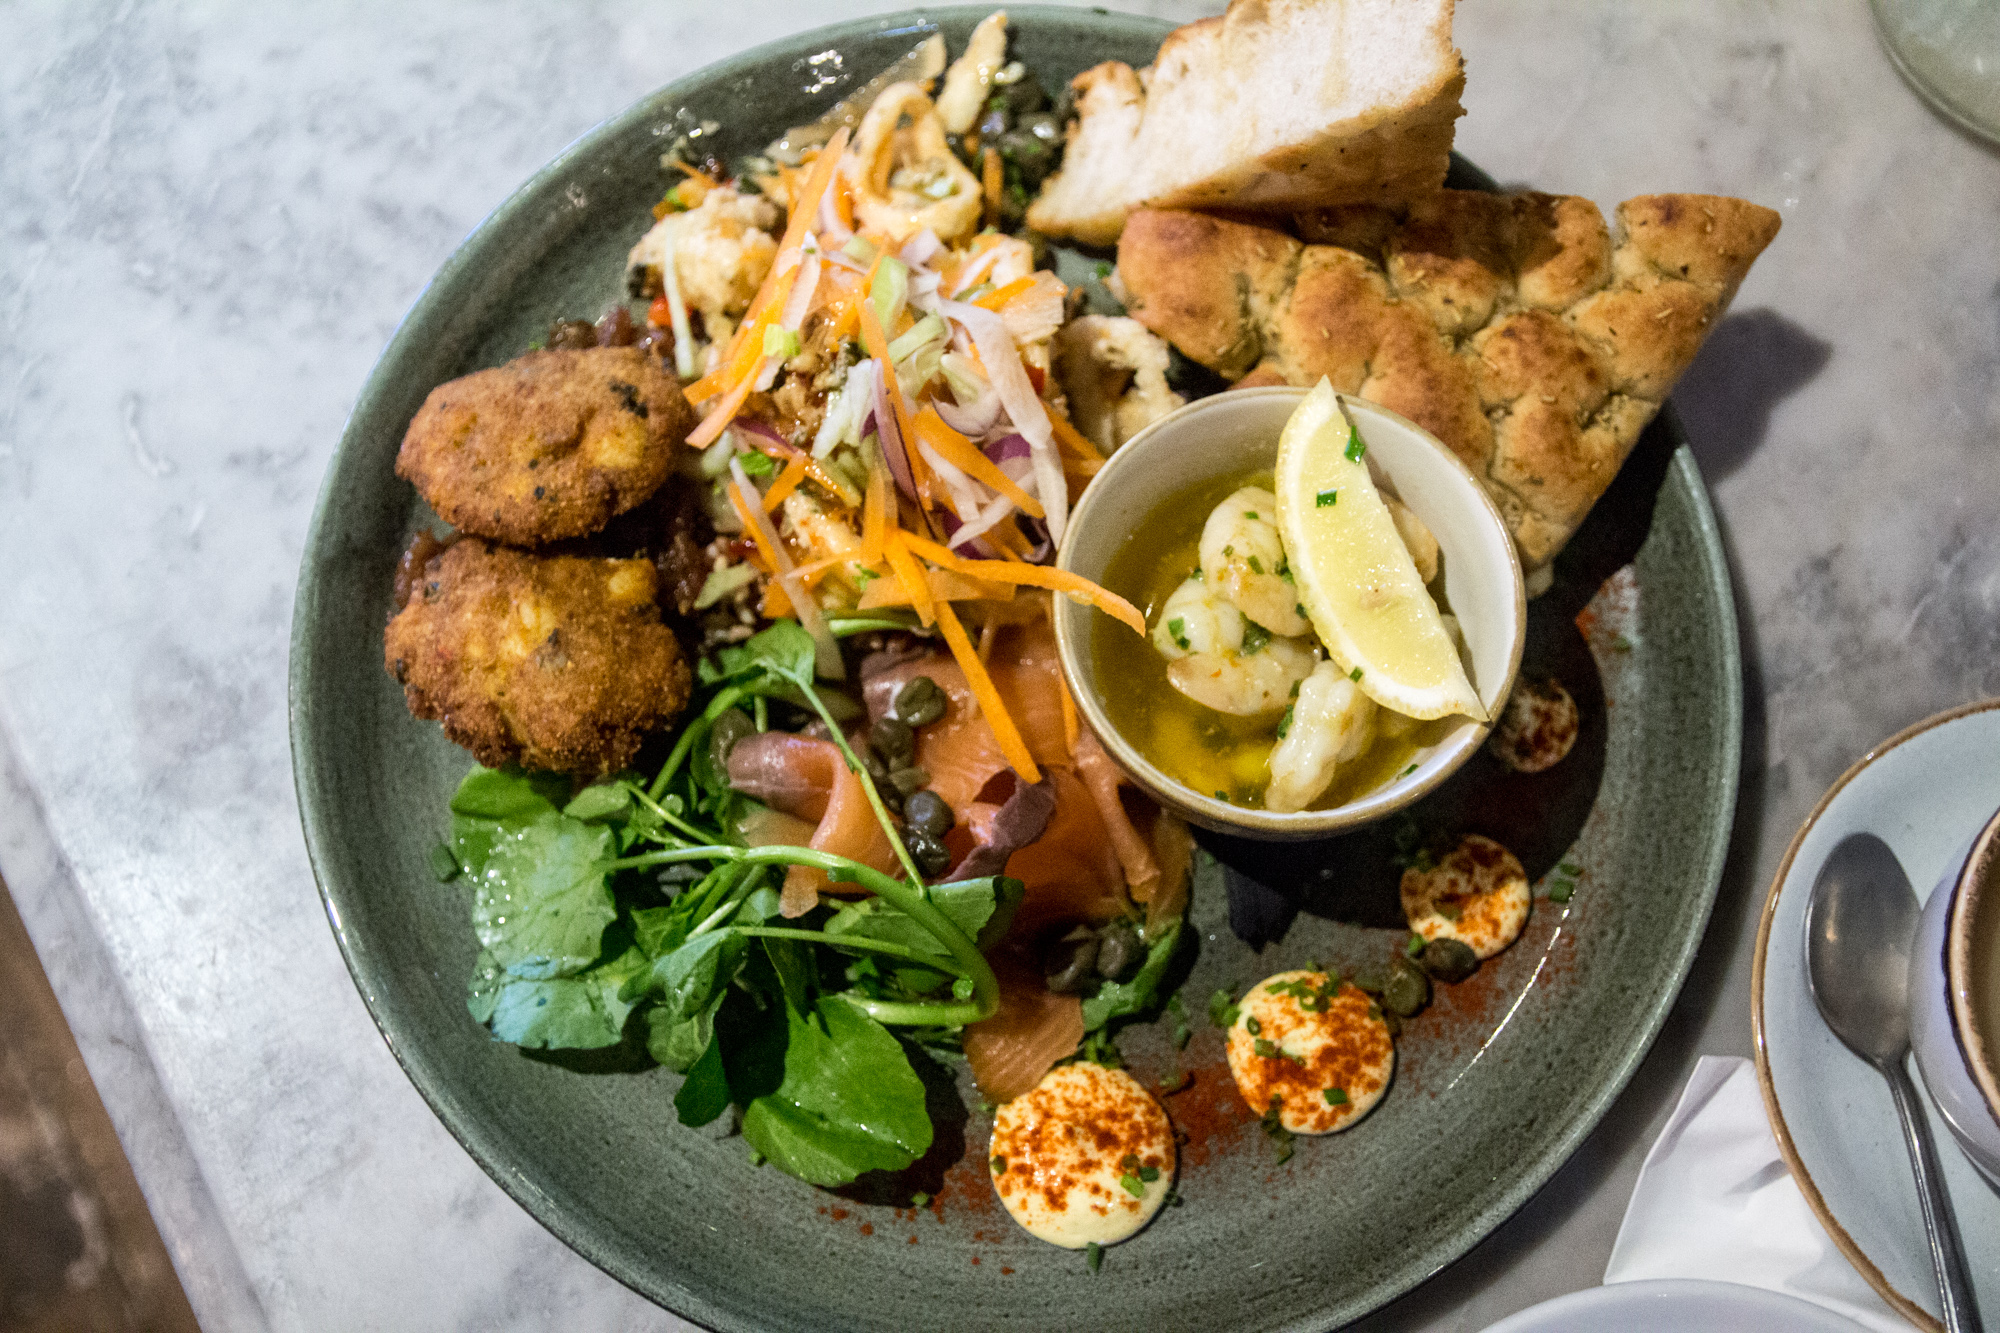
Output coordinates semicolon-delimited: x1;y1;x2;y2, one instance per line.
384;540;691;775
395;347;695;546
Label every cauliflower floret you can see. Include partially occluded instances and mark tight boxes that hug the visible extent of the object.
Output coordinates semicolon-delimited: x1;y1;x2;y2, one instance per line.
626;186;780;333
1053;315;1186;453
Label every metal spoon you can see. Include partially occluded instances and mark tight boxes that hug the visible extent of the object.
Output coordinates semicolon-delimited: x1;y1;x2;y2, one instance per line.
1807;832;1983;1333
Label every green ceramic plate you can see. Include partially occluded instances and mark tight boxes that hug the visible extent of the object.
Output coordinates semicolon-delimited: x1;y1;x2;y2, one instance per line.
289;9;1741;1330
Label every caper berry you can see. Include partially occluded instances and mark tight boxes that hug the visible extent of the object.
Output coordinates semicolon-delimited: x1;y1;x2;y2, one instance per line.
903;789;954;839
1382;954;1431;1017
893;676;947;727
1044;925;1099;994
905;829;953;878
870;716;915;768
1419;937;1480;984
1094;920;1142;981
888;765;931;797
860;745;891;783
707;708;755;774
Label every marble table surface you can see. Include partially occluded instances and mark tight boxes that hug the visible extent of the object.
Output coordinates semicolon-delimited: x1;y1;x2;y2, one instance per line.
3;2;1996;1329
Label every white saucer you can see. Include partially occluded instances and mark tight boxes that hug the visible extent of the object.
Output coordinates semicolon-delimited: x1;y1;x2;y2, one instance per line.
1479;1278;1870;1332
1753;700;2000;1331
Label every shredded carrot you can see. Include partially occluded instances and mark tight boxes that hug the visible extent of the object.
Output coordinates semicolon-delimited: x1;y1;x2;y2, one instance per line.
912;408;1044;518
899;534;1146;636
834;176;856;231
860;565;1012;608
758;436;860;508
977;618;999;663
686;371;760;450
671;160;719;188
727;480;779;573
761;580;793;618
1057;675;1079;757
882;531;937;627
984;520;1034;561
982;146;1003;231
763;455;808;511
934;598;1040;784
859;456;889;566
972;275;1036;311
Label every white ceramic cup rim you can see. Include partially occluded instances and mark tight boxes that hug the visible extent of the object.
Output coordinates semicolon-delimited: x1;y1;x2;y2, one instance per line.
1948;803;2000;1121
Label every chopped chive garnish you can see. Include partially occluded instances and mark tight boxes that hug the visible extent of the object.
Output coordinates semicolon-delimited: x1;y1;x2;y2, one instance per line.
1247;554;1264;574
1406;934;1427;957
1244;510;1259;520
1559;861;1582;876
1167;615;1190;650
1323;1087;1349;1106
1086;1242;1103;1273
1345;430;1367;463
1276;704;1294;740
1245;1015;1263;1036
1214;789;1229;802
1316;488;1338;507
1119;1173;1144;1197
1549;881;1575;904
1140;1165;1160;1182
1349;666;1363;681
990;1155;1007;1174
1400;763;1419;777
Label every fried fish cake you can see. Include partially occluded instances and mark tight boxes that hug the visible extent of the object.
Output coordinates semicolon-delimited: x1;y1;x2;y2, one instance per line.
396;346;695;546
384;540;691;775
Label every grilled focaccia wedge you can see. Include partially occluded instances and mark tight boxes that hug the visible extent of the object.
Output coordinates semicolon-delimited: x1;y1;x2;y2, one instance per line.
1117;192;1781;569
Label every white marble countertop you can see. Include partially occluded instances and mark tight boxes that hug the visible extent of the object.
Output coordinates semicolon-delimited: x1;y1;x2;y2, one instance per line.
3;2;1996;1329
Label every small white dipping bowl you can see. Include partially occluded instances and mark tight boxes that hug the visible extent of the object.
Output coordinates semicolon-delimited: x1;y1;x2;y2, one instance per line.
1053;387;1525;841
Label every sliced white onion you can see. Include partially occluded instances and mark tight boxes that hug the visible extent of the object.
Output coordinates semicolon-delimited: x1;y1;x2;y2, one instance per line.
934;392;999;438
938;299;1066;545
730;458;843;681
815;186;851;244
898;229;944;268
917;439;987;520
779;248;821;332
948;493;1021;550
658;220;698;381
950;244;1007;297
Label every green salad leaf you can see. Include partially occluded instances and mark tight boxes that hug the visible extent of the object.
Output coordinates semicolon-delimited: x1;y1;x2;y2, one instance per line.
451;767;618;982
739;995;932;1186
468;945;649;1049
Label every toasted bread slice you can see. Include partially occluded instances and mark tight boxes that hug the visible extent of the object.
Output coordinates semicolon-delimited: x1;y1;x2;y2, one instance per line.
1118;193;1782;568
1029;0;1463;245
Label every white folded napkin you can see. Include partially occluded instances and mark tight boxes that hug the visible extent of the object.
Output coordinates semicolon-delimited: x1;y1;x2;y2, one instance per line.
1604;1055;1911;1331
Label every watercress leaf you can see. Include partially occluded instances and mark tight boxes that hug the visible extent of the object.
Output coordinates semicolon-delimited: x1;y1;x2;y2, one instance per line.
632;905;683;959
624;929;749;1024
648;993;725;1073
464;813;616;981
449;766;569;822
467;946;647;1049
672;1031;731;1126
563;782;633;822
1081;921;1184;1032
822;877;1015;961
733;884;785;925
763;935;815;1015
741;619;817;683
739;996;932;1186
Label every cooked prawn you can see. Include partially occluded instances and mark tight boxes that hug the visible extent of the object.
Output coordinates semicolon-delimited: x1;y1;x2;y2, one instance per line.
1198;486;1310;638
1264;660;1378;813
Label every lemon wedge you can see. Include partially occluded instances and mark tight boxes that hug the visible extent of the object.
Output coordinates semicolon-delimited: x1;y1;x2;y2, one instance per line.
1275;381;1486;722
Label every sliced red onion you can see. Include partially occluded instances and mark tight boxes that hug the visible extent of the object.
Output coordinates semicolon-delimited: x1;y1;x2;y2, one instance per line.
983;432;1031;463
869;359;917;501
950;777;1057;881
938;299;1065;545
898;229;944;268
734;418;789;450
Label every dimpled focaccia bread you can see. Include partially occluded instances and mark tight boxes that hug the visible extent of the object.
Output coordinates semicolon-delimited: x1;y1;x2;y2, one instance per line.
1116;192;1781;568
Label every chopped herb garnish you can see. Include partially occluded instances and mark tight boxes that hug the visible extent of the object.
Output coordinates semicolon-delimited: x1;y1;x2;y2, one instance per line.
1214;790;1229;802
1167;615;1190;650
1549;881;1575;904
1247;555;1265;574
1559;861;1582;876
1436;903;1462;922
1276;705;1294;740
1167;993;1191;1049
1139;1165;1160;1182
738;449;776;477
1349;666;1363;681
1208;988;1240;1028
1345;429;1367;463
1316;488;1339;507
1400;763;1419;777
1223;544;1234;557
1094;261;1113;279
1405;934;1427;958
911;1192;931;1208
1245;1015;1263;1036
990;1155;1007;1174
1244;510;1259;520
1323;1087;1349;1106
1086;1242;1103;1274
1260;1096;1296;1163
1119;1173;1145;1197
1240;620;1272;654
